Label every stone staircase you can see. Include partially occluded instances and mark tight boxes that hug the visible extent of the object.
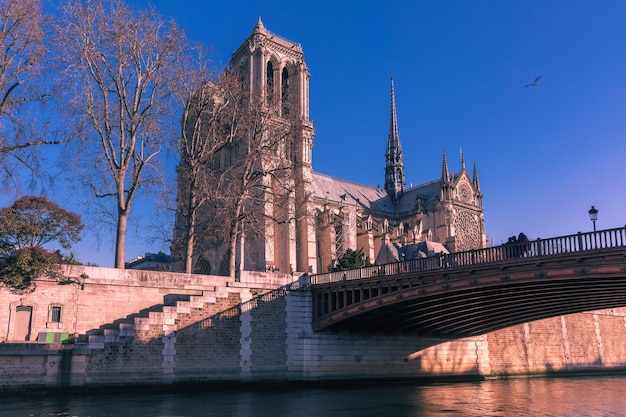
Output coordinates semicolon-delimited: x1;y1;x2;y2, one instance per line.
85;285;237;351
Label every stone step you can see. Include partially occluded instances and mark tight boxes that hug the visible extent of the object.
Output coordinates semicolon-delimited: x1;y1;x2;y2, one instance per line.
134;316;151;331
103;328;119;343
87;334;104;350
119;322;135;336
189;293;217;308
215;289;230;298
175;300;191;314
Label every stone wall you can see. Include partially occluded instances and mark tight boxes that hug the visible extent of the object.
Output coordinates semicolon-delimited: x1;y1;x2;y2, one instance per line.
485;310;626;375
1;267;626;392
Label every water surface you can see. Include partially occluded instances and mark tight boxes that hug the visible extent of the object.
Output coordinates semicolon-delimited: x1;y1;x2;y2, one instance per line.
4;375;626;416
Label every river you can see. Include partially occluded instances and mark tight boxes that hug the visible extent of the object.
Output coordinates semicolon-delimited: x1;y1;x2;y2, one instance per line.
4;375;626;416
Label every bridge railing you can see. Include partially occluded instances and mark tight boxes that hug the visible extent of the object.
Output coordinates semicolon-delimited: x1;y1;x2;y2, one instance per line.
310;226;626;285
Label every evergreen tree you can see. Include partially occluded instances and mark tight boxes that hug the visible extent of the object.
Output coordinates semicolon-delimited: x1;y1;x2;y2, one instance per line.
329;248;373;272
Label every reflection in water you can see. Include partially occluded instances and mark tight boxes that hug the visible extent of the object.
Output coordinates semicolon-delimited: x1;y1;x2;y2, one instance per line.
4;375;626;417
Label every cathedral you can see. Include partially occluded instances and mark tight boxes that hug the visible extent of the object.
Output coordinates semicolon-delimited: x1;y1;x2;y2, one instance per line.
174;18;487;276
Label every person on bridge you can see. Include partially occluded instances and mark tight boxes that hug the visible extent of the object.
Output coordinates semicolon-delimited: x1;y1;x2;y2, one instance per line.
505;236;518;258
518;233;530;257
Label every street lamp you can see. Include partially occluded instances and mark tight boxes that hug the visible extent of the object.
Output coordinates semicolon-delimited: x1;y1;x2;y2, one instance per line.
588;206;598;232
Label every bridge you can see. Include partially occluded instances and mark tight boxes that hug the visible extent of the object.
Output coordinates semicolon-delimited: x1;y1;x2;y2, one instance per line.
310;226;626;337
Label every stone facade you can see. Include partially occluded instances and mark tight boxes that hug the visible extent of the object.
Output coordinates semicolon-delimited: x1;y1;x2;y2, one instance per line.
173;19;487;277
1;267;626;391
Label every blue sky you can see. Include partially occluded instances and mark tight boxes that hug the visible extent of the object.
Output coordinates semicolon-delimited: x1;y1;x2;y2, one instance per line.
10;0;626;267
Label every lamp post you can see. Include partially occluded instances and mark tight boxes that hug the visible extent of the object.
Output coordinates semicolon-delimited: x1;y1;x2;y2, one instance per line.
588;206;598;232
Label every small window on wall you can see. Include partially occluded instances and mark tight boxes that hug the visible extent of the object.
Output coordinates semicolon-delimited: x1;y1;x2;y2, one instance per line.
51;305;62;323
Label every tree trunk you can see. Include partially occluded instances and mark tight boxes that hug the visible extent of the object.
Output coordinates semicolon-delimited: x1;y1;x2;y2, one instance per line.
185;208;196;273
228;221;238;279
181;172;200;274
228;200;244;279
115;209;128;269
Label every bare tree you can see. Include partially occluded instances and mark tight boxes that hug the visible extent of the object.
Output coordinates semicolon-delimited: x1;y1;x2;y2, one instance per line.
174;69;300;277
0;0;61;186
54;0;197;268
172;72;240;274
219;97;297;278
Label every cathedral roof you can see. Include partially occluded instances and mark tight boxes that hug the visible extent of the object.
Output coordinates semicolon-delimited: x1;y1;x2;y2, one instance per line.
311;172;391;212
311;172;442;216
395;180;441;213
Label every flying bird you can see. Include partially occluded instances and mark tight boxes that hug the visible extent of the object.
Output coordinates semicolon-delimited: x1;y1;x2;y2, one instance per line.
525;75;543;88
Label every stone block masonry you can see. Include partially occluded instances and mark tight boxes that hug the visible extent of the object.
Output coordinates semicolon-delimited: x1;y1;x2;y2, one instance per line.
1;267;626;391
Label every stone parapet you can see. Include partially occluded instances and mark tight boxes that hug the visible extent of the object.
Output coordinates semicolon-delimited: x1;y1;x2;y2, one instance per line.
62;265;230;291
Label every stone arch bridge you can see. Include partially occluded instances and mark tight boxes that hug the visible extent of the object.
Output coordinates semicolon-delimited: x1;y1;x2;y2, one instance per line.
309;226;626;337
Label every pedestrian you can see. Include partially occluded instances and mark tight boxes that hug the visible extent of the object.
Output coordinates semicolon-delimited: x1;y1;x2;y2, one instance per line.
518;233;530;256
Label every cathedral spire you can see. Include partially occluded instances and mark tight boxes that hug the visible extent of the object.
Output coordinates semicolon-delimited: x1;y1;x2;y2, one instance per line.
472;161;483;206
254;16;265;33
440;150;452;201
472;161;482;193
385;77;405;201
441;150;450;183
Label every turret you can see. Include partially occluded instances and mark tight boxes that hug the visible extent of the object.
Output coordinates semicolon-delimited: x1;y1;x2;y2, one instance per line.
440;151;452;201
441;150;450;182
473;161;483;206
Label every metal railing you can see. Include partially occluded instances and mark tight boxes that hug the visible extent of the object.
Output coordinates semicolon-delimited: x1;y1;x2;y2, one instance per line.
310;226;626;285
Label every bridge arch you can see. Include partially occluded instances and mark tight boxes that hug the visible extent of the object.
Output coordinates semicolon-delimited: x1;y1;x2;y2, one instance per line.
311;227;626;336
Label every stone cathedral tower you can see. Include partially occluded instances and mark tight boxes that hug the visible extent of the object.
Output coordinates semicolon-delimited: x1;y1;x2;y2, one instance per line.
229;18;316;274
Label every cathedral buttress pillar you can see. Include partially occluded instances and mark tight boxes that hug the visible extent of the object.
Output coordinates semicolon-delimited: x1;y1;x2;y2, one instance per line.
315;208;335;273
295;125;316;273
263;178;275;269
288;186;298;274
341;205;357;251
357;215;375;262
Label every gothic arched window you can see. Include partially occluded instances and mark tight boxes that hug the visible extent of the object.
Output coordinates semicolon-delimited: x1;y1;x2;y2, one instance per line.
266;61;274;104
281;67;289;115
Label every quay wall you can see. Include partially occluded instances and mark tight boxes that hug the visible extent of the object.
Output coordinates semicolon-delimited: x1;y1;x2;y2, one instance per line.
1;267;626;391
